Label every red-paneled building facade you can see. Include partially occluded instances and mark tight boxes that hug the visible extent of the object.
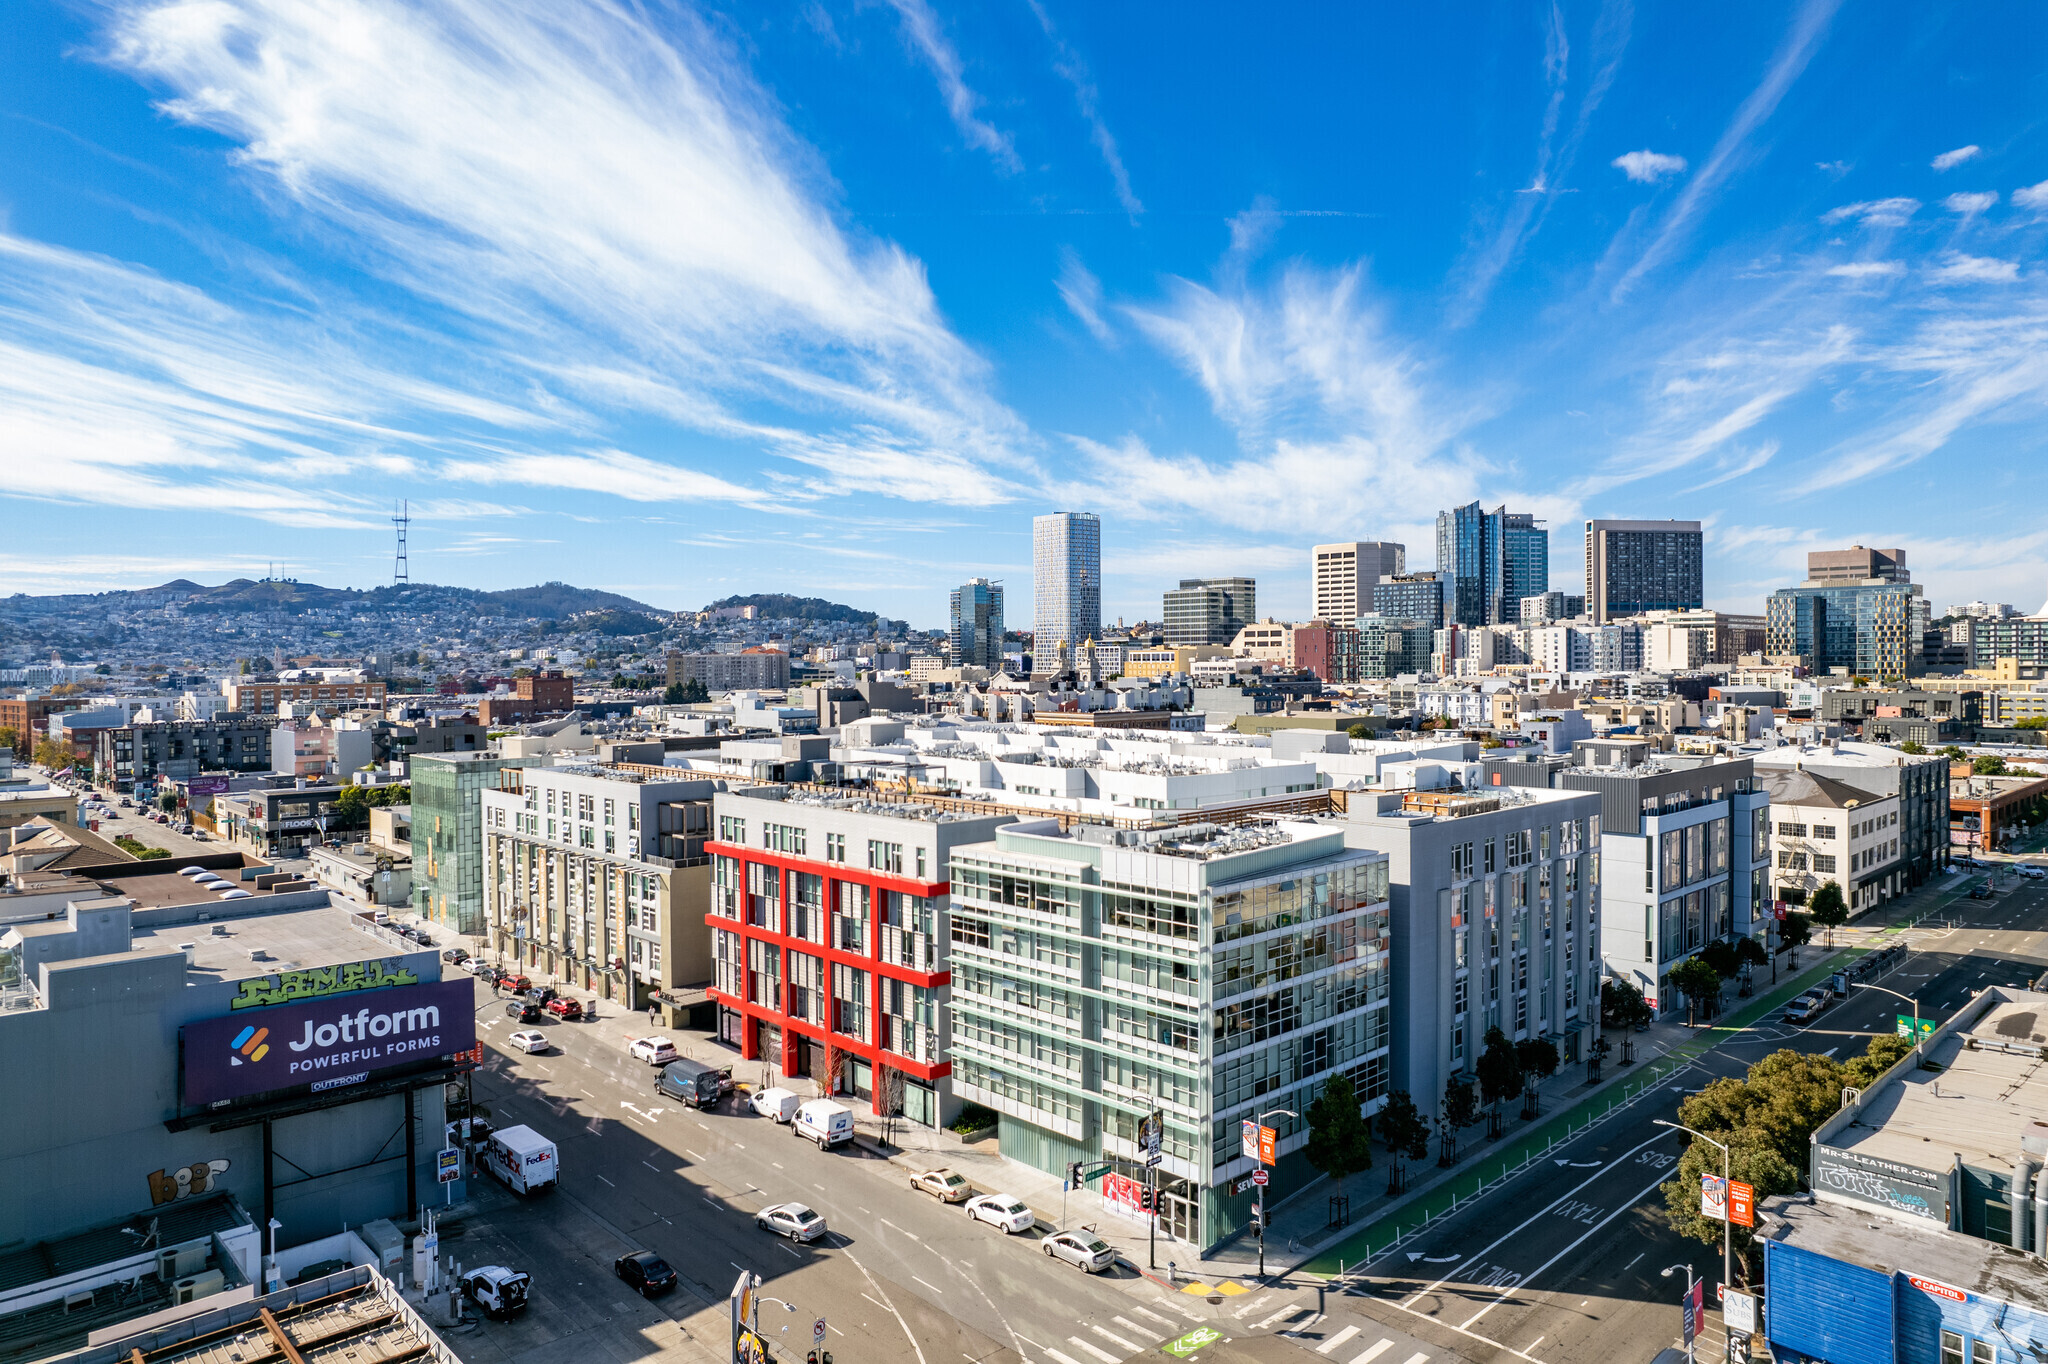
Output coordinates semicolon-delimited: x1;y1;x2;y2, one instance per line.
705;789;1011;1128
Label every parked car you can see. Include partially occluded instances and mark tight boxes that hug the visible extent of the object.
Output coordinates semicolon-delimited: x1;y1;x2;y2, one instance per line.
750;1087;801;1123
965;1193;1036;1234
1970;885;1993;900
544;996;583;1020
755;1202;827;1243
459;1266;531;1319
1783;993;1827;1025
614;1251;677;1297
500;974;531;992
508;1030;549;1054
192;831;210;841
629;1036;680;1066
442;948;470;964
910;1169;972;1203
506;1001;543;1023
1042;1231;1116;1273
527;986;557;1005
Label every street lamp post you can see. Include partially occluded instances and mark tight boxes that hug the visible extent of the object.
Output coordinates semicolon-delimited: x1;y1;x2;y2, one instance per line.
1253;1106;1297;1280
1852;981;1921;1041
1654;1119;1731;1293
1662;1262;1701;1364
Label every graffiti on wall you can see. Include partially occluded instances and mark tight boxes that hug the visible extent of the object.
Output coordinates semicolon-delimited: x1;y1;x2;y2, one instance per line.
147;1158;231;1206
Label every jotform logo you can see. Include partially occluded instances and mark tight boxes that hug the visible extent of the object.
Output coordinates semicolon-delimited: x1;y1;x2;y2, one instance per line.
229;1024;270;1066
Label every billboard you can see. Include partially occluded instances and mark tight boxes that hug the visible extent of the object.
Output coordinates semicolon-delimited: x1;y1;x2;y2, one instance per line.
1811;1145;1949;1224
182;978;475;1106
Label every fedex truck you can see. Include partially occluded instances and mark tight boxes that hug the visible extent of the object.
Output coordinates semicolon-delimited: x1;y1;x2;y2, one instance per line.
480;1125;558;1195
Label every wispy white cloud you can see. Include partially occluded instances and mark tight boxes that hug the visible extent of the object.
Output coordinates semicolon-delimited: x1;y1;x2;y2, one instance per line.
1942;190;1999;215
1611;0;1841;301
82;0;1031;513
1028;1;1141;217
2016;179;2048;211
1821;197;1921;227
1815;159;1853;176
1927;252;2021;284
1931;144;1982;171
883;0;1021;173
1826;260;1905;279
1612;149;1687;183
1055;248;1113;342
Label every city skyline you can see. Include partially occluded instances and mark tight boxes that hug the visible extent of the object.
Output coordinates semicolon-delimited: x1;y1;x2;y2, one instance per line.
3;3;2047;624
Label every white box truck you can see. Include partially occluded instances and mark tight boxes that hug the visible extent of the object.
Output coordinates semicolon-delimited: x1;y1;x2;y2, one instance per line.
480;1125;559;1195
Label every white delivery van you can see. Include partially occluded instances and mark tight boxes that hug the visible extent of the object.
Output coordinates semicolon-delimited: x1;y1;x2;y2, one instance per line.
792;1099;854;1149
750;1087;801;1123
480;1124;559;1195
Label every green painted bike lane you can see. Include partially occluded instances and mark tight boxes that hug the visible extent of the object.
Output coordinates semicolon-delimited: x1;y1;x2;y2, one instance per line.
1299;948;1866;1278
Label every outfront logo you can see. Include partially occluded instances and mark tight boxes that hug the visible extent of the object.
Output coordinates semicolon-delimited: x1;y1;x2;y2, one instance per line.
229;1024;271;1066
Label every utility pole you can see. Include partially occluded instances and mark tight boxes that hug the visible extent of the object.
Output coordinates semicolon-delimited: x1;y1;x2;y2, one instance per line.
1656;1119;1732;1291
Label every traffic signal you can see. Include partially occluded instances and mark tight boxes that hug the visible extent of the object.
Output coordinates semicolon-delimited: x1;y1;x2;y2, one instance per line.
1137;1188;1156;1213
1248;1208;1263;1234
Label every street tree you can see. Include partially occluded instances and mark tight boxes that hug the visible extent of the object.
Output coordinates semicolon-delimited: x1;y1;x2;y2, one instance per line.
1697;938;1740;980
1376;1090;1430;1195
1515;1036;1560;1117
1474;1026;1522;1137
0;726;16;757
1735;937;1770;970
1601;979;1654;1032
158;791;180;814
1303;1074;1373;1199
1973;755;2009;776
1670;956;1723;1025
1346;723;1372;740
1808;881;1848;946
1437;1074;1479;1165
1778;912;1813;966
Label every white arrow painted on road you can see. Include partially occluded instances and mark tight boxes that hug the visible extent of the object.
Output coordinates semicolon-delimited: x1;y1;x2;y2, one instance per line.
1405;1253;1460;1263
619;1101;656;1120
1554;1159;1602;1168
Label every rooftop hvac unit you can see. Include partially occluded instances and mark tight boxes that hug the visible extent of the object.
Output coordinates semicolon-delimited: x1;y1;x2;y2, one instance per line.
173;1269;225;1304
158;1244;208;1279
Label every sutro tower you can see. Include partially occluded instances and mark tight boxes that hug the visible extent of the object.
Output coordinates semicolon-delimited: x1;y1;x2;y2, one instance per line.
392;500;410;587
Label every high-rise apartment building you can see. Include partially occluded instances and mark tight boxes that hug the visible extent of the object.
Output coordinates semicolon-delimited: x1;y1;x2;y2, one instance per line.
1436;503;1548;626
1311;542;1405;624
1765;547;1929;680
945;818;1390;1252
1033;512;1102;670
1371;572;1448;628
1162;577;1256;646
948;578;1004;670
1583;520;1704;623
480;765;716;1023
706;789;1012;1128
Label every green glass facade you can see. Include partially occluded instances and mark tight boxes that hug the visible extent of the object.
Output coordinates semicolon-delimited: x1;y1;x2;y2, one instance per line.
412;752;538;937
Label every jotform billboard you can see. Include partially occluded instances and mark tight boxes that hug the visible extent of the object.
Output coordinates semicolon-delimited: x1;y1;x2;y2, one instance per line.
182;979;475;1106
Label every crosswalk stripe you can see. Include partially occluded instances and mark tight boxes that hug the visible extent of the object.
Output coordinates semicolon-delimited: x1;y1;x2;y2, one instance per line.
1043;1350;1087;1364
1066;1336;1119;1364
1131;1305;1178;1328
1111;1316;1151;1338
1257;1305;1309;1330
1400;1353;1430;1364
1282;1311;1327;1337
1090;1323;1141;1351
1351;1341;1394;1363
1235;1293;1275;1319
1319;1324;1362;1354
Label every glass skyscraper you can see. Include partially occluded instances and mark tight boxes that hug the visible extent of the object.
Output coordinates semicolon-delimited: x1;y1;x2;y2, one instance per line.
949;577;1004;670
1583;519;1703;623
1766;548;1929;679
1032;512;1101;668
1435;501;1548;626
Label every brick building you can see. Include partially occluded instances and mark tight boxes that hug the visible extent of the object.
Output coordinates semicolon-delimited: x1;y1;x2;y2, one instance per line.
477;671;575;726
706;788;1011;1128
223;676;387;715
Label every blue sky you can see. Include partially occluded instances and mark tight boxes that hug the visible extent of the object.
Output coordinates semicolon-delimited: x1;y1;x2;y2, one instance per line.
3;1;2047;628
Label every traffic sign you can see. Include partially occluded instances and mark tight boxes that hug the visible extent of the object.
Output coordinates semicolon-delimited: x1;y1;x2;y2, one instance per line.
813;1318;827;1344
1896;1014;1935;1039
1251;1168;1268;1187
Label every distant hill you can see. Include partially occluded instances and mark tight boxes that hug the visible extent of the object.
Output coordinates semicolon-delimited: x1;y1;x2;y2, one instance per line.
0;578;664;621
704;593;889;625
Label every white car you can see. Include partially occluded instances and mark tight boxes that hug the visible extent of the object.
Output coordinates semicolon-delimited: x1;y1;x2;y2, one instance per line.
755;1202;827;1243
965;1193;1036;1234
465;956;496;974
909;1168;972;1203
508;1030;549;1054
628;1037;680;1066
1042;1230;1117;1273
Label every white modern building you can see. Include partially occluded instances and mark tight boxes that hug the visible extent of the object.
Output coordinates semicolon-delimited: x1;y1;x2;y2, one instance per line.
1312;542;1405;626
1033;512;1102;666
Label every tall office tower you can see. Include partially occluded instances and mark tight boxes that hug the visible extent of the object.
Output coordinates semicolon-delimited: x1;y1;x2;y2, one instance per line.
1583;520;1705;623
1765;546;1927;680
1371;572;1450;628
948;578;1004;670
1032;512;1101;670
1311;542;1405;623
1162;577;1257;646
1435;503;1549;626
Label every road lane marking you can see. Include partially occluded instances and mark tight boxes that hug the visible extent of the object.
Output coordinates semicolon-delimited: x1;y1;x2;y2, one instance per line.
1319;1324;1361;1353
685;1150;707;1161
1401;1354;1429;1364
1131;1306;1176;1328
642;1161;661;1171
1460;1167;1674;1331
1064;1338;1118;1363
1350;1342;1393;1363
1398;1125;1681;1307
913;1275;943;1295
595;1174;614;1187
862;1293;890;1311
1235;1293;1275;1319
847;1251;928;1364
1257;1305;1308;1330
1090;1323;1140;1350
879;1218;920;1241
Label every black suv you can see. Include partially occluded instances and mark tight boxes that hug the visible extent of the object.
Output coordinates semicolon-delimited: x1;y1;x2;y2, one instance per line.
505;1001;543;1022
